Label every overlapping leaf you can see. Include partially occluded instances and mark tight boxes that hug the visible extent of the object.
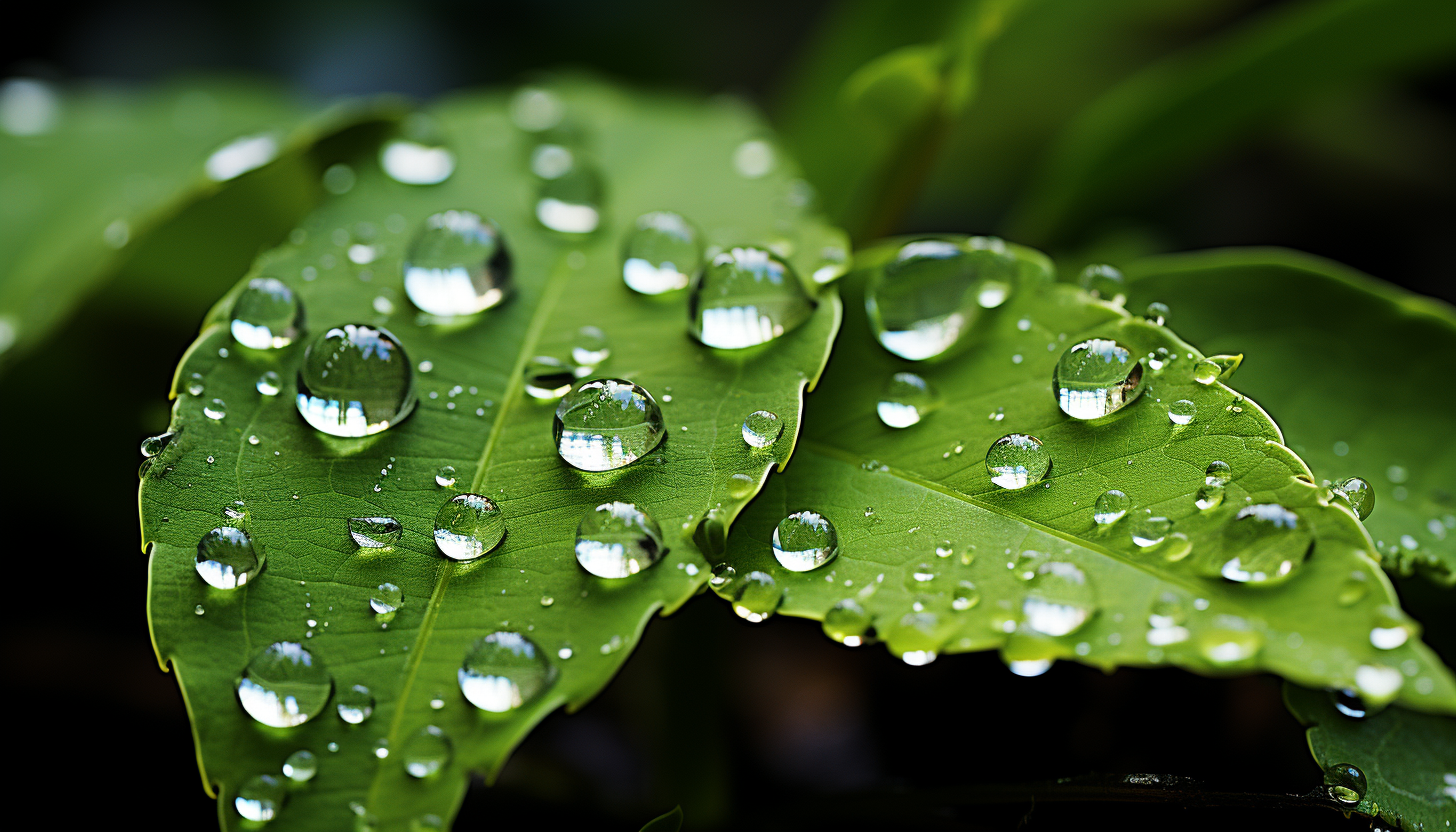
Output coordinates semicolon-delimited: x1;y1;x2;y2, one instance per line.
1125;248;1456;585
142;81;842;830
717;237;1456;713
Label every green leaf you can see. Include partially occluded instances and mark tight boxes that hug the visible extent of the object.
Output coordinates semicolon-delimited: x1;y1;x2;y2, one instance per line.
1123;248;1456;586
1286;683;1456;830
1007;0;1456;245
0;78;395;373
142;81;842;829
639;805;684;832
717;236;1456;713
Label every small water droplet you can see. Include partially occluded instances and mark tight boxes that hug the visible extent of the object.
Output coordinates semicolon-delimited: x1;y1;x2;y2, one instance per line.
1205;460;1232;487
435;465;457;488
1337;572;1369;606
709;563;736;589
1333;477;1375;520
535;154;603;234
742;410;784;448
433;494;506;560
1369;605;1417;650
1008;659;1053;677
403;210;511;316
251;370;282;397
196;527;261;589
553;378;666;471
1144;301;1170;325
952;581;981;611
877;372;939;428
1168;399;1196;425
621;212;703;294
1330;689;1368;718
733;139;775;177
459;631;556;713
522;356;577;400
985;433;1050;490
1129;511;1172;549
1094;490;1129;526
823;599;871;646
1077;264;1125;305
236;642;333;727
689;246;814;349
402;725;453;779
727;473;756;498
1022;562;1097;636
539;595;554;607
336;684;375;724
204;398;228;420
570;326;610;369
231;277;303;350
1195;482;1225;511
282;749;318;783
732;571;782;622
372;737;390;759
575;501;666;578
1323;763;1367;806
381;139;455;185
510;86;564;131
866;238;1017;360
1217;504;1311;584
772;510;839;572
140;431;175;458
234;774;286;822
296;325;416;437
207;134;279;182
348;517;402;549
1054;338;1145;420
1196;619;1263;666
370;583;403;617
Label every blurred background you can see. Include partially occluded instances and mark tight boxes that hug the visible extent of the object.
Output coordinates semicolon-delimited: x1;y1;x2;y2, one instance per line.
3;0;1453;828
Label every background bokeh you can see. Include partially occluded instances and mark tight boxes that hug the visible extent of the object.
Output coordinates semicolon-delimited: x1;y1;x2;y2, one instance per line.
4;1;1453;828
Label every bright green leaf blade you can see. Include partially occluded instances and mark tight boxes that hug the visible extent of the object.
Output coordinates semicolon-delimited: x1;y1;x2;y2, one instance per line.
719;237;1456;713
1286;683;1456;830
1007;0;1456;245
142;81;842;830
1123;248;1456;586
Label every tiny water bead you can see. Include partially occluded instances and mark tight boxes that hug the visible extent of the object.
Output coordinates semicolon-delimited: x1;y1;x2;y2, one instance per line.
403;210;511;317
553;378;666;471
1022;561;1098;637
865;237;1018;360
235;774;286;823
571;326;611;369
1078;263;1126;305
380;138;455;185
1093;490;1130;526
196;527;261;590
1218;504;1312;584
140;431;174;458
823;599;872;646
281;749;317;783
257;370;282;396
1192;353;1241;386
1168;399;1197;426
535;157;603;234
1054;338;1144;420
575;501;667;578
1144;302;1170;325
986;433;1051;490
236;642;333;728
296;324;417;437
877;372;939;429
458;631;556;713
742;409;784;448
732;571;782;623
689;246;815;349
435;465;457;488
524;356;577;400
348;517;402;549
370;583;404;616
772;511;839;572
621;211;703;295
1335;476;1375;520
433;494;507;560
1323;763;1367;806
402;725;453;779
230;277;303;349
1129;511;1172;548
336;684;375;724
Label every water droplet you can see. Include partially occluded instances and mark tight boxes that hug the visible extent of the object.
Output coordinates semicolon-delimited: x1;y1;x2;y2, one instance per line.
402;725;453;779
1094;490;1129;526
1354;663;1404;702
403;211;511;316
510;86;563;131
1192;354;1240;386
381;139;455;185
296;325;416;437
1168;399;1196;426
1008;659;1053;677
877;372;939;428
732;571;782;622
433;494;506;560
772;510;839;572
1196;620;1263;666
866;238;1018;360
1;78;58;136
1144;301;1170;325
621;212;703;295
230;277;303;350
282;749;317;783
742;410;784;448
733;139;775;177
196;527;261;589
254;370;282;397
1386;465;1409;484
207;134;279;182
349;517;402;549
1323;763;1367;806
1129;512;1172;548
236;642;333;727
553;378;666;471
1022;562;1097;636
1077;264;1125;305
1160;532;1192;562
571;326;610;369
336;684;375;724
1146;591;1190;645
823;599;871;646
194;604;205;615
1205;460;1232;487
985;433;1051;490
140;431;175;458
523;356;577;400
1334;477;1375;520
575;501;666;578
1195;483;1225;511
370;583;403;616
952;581;981;611
689;246;814;349
1218;504;1311;584
709;563;736;589
727;473;756;498
204;399;228;420
372;737;390;759
535;155;602;234
1330;689;1368;718
459;631;556;713
1370;605;1417;650
1337;572;1369;606
234;774;286;822
1054;338;1144;420
435;465;457;488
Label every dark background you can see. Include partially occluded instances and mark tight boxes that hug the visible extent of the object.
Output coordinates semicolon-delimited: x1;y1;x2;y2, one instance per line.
4;1;1452;829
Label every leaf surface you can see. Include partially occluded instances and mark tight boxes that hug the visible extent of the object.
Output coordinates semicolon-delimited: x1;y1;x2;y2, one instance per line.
718;238;1456;712
1124;248;1456;585
142;82;842;830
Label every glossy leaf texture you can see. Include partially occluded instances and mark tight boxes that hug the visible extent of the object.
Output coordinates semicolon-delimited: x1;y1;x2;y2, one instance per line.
1124;248;1456;586
142;81;842;830
716;236;1456;713
1286;683;1456;830
0;78;395;372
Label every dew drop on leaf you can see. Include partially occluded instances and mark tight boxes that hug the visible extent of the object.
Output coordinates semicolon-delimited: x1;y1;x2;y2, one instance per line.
296;324;417;437
336;684;375;724
1168;399;1196;425
553;378;666;471
524;356;577;401
1333;476;1375;520
458;631;556;713
1054;338;1144;420
403;210;511;317
622;211;702;295
571;325;610;369
1021;561;1097;637
434;465;457;488
1323;762;1367;805
865;237;1017;360
534;152;603;234
402;725;453;779
236;642;333;728
348;517;402;549
742;409;784;448
281;749;317;783
772;510;839;572
1216;504;1312;584
196;527;260;590
985;433;1050;490
380;139;455;185
230;277;303;349
689;246;814;349
234;773;286;822
433;494;506;560
256;370;282;397
1093;490;1129;526
822;599;871;646
1077;263;1125;305
732;571;781;622
574;501;666;578
876;371;938;428
370;583;403;616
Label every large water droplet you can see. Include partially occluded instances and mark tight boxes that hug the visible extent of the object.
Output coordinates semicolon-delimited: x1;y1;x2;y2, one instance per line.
459;632;556;713
1218;504;1312;584
236;642;333;727
1077;264;1125;305
196;527;261;589
772;510;839;572
1168;399;1196;426
865;238;1018;360
381;139;454;185
1205;460;1232;486
732;571;782;623
553;378;666;471
877;372;938;428
535;156;602;234
231;277;303;349
1054;338;1144;420
336;684;375;724
1093;490;1129;526
1323;763;1367;806
689;246;814;349
1354;663;1404;702
433;494;506;560
348;517;402;549
742;410;784;448
403;211;511;316
622;212;702;295
1194;483;1225;511
234;774;286;822
281;749;317;783
1334;477;1375;520
395;725;452;781
296;325;416;437
575;501;666;578
1022;561;1097;636
823;599;871;646
370;583;404;616
986;433;1050;490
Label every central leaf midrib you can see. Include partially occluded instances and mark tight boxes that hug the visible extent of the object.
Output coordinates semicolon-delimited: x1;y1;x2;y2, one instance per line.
366;254;579;811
